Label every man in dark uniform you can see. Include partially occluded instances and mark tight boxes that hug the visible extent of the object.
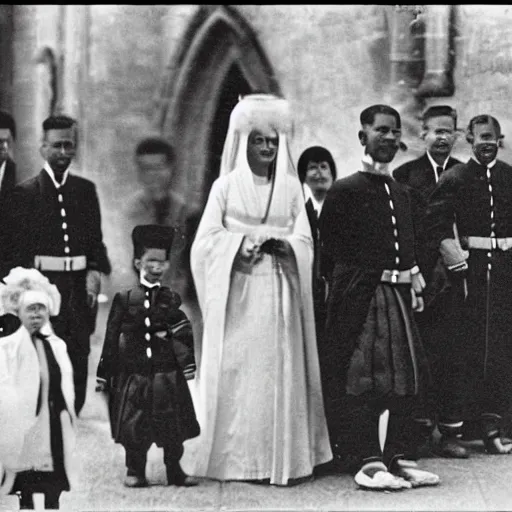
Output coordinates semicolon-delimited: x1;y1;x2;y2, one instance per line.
319;104;438;490
0;114;111;416
393;106;468;458
424;114;512;455
0;110;20;338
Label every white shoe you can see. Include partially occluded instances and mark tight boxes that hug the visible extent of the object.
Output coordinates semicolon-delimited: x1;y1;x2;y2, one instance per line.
354;462;412;491
393;459;440;487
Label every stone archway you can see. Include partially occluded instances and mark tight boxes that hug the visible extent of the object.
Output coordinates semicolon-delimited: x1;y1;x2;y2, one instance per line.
157;5;281;211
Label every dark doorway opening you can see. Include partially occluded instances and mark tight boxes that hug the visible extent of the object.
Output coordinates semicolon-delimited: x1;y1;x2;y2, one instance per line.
205;64;252;205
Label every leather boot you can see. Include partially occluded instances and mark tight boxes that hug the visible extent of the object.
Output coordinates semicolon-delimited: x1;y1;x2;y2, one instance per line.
435;435;469;458
166;462;199;487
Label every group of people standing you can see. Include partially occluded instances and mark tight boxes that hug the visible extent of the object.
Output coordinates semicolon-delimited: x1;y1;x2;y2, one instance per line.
1;90;512;508
181;94;512;492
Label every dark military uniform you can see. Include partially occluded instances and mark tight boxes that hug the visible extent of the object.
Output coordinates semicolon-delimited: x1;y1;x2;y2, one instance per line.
0;169;111;414
319;170;430;472
97;284;199;479
393;153;464;451
425;158;512;441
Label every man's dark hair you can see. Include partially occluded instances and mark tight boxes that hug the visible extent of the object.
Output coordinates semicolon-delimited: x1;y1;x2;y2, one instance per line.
0;111;16;139
422;105;457;130
297;146;337;183
42;114;76;132
135;137;174;163
360;104;401;129
467;114;502;139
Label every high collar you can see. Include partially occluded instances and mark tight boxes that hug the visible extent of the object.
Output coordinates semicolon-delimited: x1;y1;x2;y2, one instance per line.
43;161;70;189
471;155;497;169
140;274;160;289
361;152;391;177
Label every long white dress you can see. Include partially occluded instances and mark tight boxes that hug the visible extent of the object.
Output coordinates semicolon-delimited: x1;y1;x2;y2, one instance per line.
182;168;332;485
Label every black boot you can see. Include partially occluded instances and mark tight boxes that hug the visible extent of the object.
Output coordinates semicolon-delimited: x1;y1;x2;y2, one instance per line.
166;461;199;487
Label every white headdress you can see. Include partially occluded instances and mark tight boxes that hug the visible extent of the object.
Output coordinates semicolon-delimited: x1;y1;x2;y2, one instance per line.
0;267;61;316
219;94;300;231
220;93;295;176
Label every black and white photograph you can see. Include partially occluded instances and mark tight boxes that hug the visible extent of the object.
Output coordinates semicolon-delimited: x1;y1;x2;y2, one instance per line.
1;4;512;511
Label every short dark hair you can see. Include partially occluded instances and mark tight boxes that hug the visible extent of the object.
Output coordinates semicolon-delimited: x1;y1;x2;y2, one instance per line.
422;105;457;130
42;115;76;133
0;111;16;139
360;104;401;129
135;137;174;163
467;114;502;139
133;242;171;261
297;146;337;183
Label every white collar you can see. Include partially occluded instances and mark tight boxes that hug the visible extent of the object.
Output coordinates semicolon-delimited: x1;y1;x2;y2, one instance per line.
0;160;6;188
303;183;324;214
43;161;70;188
361;152;390;176
140;274;160;289
471;155;497;169
426;151;450;172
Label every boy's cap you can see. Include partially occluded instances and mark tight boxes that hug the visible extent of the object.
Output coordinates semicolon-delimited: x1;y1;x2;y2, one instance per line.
131;224;174;252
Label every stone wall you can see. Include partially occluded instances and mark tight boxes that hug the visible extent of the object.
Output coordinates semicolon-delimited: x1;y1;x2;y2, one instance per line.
9;4;512;294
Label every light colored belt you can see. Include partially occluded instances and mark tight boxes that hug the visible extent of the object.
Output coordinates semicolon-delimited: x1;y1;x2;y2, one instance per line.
34;255;87;272
380;269;412;284
466;236;512;251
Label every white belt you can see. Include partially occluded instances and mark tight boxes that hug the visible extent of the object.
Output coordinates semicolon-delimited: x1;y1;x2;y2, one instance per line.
380;268;412;284
34;255;87;272
466;236;512;251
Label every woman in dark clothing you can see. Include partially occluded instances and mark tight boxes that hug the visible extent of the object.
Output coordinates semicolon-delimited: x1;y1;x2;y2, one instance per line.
297;146;337;339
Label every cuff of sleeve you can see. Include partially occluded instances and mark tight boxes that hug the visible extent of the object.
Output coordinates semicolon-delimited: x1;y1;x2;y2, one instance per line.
410;265;420;275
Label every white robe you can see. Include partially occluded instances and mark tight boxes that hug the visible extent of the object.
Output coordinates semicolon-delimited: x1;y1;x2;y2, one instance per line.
0;325;77;494
182;168;332;485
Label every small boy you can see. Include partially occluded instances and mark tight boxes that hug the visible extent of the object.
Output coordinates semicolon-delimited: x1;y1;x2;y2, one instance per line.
96;225;200;488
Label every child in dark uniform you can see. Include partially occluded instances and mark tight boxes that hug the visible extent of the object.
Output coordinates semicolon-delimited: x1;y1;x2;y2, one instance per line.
96;225;200;488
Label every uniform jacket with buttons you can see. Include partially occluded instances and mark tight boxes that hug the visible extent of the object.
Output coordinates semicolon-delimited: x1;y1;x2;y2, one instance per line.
96;284;199;448
0;170;111;341
318;170;423;391
0;169;111;277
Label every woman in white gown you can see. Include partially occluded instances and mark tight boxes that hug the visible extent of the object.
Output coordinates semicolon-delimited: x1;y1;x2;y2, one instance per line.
182;94;332;485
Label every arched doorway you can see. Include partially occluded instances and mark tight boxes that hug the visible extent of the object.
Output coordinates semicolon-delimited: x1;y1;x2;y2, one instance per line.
156;5;281;211
205;63;251;204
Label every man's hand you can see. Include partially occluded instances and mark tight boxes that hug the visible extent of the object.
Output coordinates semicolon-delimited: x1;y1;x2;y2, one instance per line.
239;236;263;264
411;271;426;313
86;270;101;308
439;238;469;273
95;378;108;392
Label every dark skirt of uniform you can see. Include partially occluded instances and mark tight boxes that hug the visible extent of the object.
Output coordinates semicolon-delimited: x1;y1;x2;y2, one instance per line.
345;282;429;399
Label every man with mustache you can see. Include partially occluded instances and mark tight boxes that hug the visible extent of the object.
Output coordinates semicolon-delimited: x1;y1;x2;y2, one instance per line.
393;106;469;459
425;114;512;455
0;115;111;416
319;104;439;490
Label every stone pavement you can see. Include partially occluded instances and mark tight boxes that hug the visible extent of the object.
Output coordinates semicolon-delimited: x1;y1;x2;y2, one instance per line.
2;303;512;511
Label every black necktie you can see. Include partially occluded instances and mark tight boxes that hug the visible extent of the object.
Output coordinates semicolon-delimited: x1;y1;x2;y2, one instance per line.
436;166;443;180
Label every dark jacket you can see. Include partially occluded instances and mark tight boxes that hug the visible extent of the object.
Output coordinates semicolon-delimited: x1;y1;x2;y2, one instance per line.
318;171;423;391
305;198;327;335
393;153;462;200
0;158;16;204
0;170;111;343
97;285;200;448
393;153;463;302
